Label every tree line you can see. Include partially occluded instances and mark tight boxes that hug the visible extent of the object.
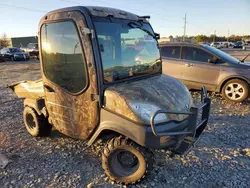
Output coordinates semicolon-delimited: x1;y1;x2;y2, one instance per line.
169;34;250;43
0;33;10;48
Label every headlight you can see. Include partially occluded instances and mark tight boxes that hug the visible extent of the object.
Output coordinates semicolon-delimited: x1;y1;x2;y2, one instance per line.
129;101;168;124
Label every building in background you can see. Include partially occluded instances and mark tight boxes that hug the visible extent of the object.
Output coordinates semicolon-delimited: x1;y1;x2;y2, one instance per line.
11;36;38;48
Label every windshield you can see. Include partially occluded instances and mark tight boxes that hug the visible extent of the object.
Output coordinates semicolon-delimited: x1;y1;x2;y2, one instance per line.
202;45;240;64
93;18;161;83
29;43;38;49
9;48;22;53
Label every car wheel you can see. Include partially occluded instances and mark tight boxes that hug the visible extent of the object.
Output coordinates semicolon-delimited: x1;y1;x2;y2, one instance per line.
102;136;154;184
23;106;52;137
222;79;249;102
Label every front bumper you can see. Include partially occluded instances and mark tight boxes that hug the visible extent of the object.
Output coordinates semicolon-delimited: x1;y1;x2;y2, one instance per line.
28;50;39;57
147;86;211;155
14;55;30;61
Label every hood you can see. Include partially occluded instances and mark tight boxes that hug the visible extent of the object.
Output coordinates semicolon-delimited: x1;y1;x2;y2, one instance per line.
242;62;250;66
13;52;27;55
235;61;250;68
104;74;192;124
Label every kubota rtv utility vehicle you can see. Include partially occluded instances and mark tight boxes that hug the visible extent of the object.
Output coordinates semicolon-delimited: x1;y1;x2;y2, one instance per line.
9;6;210;184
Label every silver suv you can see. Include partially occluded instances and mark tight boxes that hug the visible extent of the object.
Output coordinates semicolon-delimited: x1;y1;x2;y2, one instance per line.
160;42;250;102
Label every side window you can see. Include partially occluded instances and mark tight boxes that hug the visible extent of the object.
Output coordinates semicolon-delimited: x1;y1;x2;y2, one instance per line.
41;21;87;93
182;47;213;62
161;46;181;59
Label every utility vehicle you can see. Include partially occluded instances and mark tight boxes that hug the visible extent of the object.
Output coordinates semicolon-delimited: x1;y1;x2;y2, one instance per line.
9;6;210;184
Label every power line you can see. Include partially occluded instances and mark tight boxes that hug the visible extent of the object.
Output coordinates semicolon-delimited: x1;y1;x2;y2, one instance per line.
0;3;47;13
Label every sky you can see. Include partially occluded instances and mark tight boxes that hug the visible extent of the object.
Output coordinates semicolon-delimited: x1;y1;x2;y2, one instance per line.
0;0;250;38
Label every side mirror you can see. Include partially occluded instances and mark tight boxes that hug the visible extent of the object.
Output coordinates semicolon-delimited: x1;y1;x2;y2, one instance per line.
154;33;160;40
208;59;214;63
208;57;218;64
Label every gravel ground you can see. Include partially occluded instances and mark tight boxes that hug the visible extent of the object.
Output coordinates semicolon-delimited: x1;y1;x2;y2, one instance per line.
0;61;250;188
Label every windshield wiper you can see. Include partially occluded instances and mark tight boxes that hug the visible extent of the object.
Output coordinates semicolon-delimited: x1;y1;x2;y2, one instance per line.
241;52;250;63
128;22;156;39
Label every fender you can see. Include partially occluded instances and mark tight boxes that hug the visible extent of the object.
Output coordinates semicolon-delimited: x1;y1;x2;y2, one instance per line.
24;98;47;117
216;75;250;92
88;109;147;146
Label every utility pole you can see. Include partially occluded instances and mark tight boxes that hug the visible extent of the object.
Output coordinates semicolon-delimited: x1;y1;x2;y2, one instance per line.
183;13;187;42
227;30;230;42
213;30;216;43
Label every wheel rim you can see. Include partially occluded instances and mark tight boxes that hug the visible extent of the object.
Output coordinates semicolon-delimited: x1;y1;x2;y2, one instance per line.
26;113;36;130
225;83;245;100
117;151;138;168
109;149;139;177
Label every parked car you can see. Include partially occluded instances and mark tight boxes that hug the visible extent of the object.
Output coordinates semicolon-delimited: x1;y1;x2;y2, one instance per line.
0;47;30;61
160;42;250;102
210;42;223;49
220;42;229;48
0;53;5;62
26;43;39;59
233;41;244;48
228;42;234;47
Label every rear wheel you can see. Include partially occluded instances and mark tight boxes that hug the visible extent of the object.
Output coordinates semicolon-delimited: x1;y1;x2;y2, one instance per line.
222;79;249;102
102;136;154;184
23;106;51;136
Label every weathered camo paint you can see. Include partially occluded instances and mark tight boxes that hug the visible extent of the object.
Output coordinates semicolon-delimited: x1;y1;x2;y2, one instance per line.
86;6;141;21
104;74;192;124
8;79;44;99
38;10;99;139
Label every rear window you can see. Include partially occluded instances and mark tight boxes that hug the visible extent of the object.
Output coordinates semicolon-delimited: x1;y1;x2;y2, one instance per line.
161;46;181;59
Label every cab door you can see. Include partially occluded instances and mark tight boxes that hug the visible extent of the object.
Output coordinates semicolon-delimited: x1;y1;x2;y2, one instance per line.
39;11;99;139
181;46;220;90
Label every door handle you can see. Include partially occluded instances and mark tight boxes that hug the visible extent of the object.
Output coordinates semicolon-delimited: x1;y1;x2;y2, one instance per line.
185;63;193;67
44;84;55;92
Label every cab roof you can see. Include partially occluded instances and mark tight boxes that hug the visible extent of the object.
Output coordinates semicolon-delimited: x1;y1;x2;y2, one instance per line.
46;6;149;21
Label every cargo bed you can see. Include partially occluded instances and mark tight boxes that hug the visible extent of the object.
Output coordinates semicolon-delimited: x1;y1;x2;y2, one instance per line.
8;79;44;99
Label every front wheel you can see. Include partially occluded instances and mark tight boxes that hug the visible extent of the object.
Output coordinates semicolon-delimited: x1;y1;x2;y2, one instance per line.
222;79;249;102
102;136;154;184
